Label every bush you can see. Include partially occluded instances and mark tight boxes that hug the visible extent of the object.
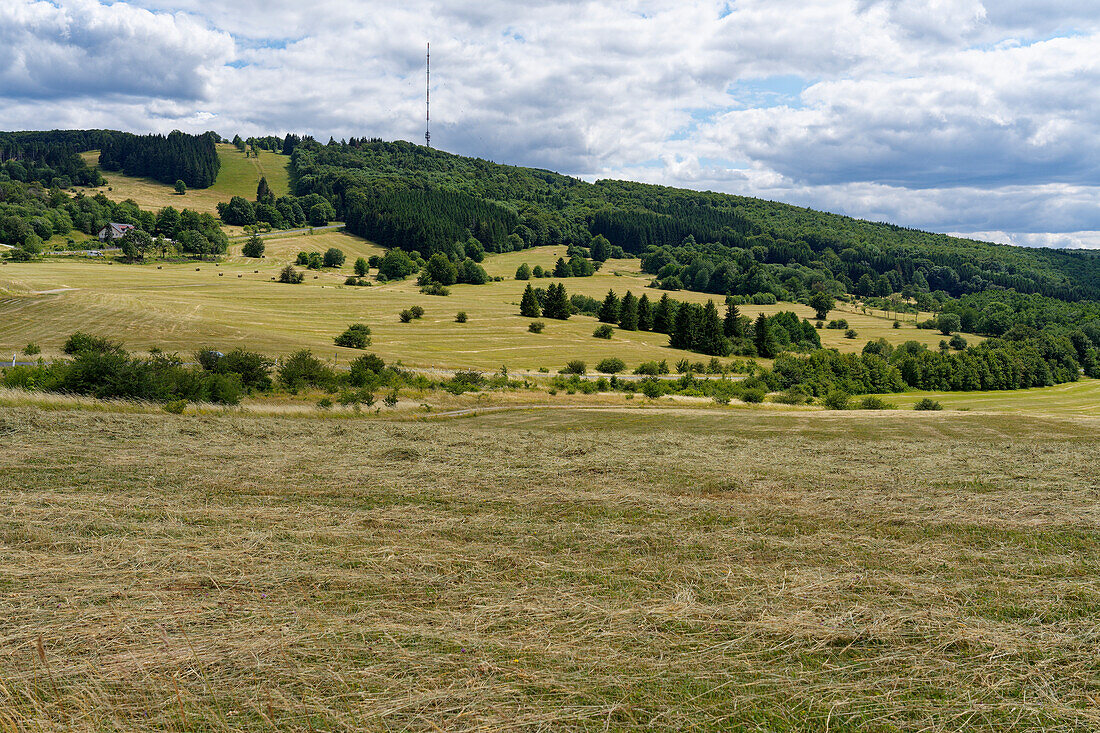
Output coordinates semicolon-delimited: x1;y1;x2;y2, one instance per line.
163;399;187;414
633;360;669;375
242;235;265;258
421;282;450;296
279;264;304;284
515;263;531;280
639;378;665;399
822;389;851;410
892;320;901;329
23;342;40;356
859;395;895;410
278;349;333;389
399;309;414;323
844;329;858;339
410;305;425;319
317;397;333;410
195;347;274;391
334;323;372;349
593;324;614;339
62;332;122;356
528;321;545;333
354;257;369;276
455;311;468;323
826;319;849;330
914;398;944;411
949;333;968;350
740;387;766;403
561;360;586;375
773;386;810;405
596;357;626;374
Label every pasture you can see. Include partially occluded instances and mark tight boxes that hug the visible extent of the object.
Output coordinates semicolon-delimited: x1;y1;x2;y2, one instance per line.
1;405;1098;731
0;237;961;371
81;144;290;215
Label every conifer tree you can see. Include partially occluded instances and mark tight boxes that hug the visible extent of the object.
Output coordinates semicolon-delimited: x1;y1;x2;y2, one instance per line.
671;302;701;350
256;176;273;203
637;293;653;331
542;283;571;319
698;300;731;356
619;291;639;331
598;289;620;323
520;283;541;317
724;299;743;337
754;312;778;358
653;293;674;334
553;257;571;278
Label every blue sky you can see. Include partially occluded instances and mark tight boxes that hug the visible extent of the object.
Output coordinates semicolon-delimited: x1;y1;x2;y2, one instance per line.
1;0;1098;248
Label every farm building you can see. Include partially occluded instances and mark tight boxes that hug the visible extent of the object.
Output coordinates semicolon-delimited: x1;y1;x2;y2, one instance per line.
97;223;135;241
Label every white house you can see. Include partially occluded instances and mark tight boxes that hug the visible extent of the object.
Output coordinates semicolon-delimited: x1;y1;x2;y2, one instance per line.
97;223;135;242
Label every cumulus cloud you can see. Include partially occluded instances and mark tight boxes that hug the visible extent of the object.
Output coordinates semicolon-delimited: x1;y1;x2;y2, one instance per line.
0;0;1098;248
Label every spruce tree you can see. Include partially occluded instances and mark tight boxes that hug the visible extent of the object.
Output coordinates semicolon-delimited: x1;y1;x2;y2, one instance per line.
543;283;571;319
553;257;571;278
619;291;639;331
256;176;273;203
723;299;742;337
597;289;620;323
520;283;541;317
671;302;701;351
699;300;731;356
637;293;653;331
653;293;674;334
754;313;778;358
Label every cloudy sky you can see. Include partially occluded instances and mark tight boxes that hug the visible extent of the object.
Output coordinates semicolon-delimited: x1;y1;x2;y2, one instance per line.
2;1;1098;248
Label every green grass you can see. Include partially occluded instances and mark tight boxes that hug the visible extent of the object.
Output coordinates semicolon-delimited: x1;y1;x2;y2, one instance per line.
864;378;1100;416
2;405;1099;730
0;241;959;372
81;144;290;215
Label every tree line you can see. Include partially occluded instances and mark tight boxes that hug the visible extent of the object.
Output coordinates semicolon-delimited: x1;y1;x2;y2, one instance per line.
99;131;221;188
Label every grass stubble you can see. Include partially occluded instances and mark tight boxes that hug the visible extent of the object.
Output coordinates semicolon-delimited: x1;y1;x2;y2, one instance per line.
1;405;1099;731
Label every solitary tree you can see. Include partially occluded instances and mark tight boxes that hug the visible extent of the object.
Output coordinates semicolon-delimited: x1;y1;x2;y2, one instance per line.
354;257;368;277
242;234;265;258
809;291;833;321
553;257;572;278
515;262;531;280
323;247;346;268
174;180;187;195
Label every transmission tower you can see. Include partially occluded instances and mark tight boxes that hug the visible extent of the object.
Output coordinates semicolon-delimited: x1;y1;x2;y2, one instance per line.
425;42;431;148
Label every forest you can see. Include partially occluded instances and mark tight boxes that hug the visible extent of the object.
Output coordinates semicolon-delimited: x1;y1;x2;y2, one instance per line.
287;137;1100;302
98;130;221;188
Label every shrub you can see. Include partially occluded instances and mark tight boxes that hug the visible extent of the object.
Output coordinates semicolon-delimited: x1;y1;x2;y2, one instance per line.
62;332;122;356
23;342;40;356
383;389;399;408
639;378;664;399
740;387;766;403
844;329;858;339
334;323;372;349
278;349;333;389
455;311;468;323
242;235;265;258
914;398;944;411
354;257;369;276
596;357;626;374
279;265;304;284
892;320;901;329
421;282;450;296
163;399;187;414
949;333;968;350
317;397;333;410
634;361;666;376
399;309;414;323
528;321;545;333
815;321;824;329
410;305;425;319
593;324;614;339
561;360;587;375
859;395;895;410
344;276;360;286
196;347;274;391
773;386;810;405
822;389;851;410
515;263;531;280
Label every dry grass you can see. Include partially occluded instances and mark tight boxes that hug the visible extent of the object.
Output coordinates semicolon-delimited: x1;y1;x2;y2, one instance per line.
1;405;1099;731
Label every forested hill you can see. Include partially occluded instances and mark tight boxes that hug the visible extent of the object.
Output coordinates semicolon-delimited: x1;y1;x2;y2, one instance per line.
0;129;220;189
289;138;1100;302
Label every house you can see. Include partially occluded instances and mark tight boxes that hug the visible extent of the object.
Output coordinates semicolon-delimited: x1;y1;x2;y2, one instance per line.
98;223;135;242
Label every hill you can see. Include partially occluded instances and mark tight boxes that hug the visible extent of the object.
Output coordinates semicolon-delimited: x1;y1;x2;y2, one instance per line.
290;139;1100;301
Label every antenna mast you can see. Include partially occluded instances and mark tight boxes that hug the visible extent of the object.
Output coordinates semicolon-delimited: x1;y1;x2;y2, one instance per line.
425;42;431;148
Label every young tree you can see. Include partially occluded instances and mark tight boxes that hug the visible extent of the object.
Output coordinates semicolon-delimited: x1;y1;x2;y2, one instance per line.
597;289;620;323
242;234;265;258
753;313;778;358
515;262;531;280
619;290;639;331
520;283;541;317
256;176;273;203
723;299;742;337
698;300;731;356
174;180;187;195
670;302;700;351
553;257;572;278
354;257;368;276
809;291;833;321
543;283;571;319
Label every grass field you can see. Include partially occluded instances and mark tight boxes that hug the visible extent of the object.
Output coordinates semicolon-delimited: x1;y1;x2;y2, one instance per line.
0;240;963;372
1;405;1098;730
81;144;290;215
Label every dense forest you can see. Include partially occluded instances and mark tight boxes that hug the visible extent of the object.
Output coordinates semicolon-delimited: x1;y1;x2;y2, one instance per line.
98;130;220;188
288;138;1100;302
0;130;109;187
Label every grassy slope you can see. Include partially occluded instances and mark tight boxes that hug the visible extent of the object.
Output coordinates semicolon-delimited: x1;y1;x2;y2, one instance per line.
0;242;961;370
1;406;1098;730
81;144;290;215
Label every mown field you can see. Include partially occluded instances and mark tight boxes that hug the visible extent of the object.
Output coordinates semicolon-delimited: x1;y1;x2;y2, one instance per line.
1;405;1098;731
0;232;962;372
81;144;291;215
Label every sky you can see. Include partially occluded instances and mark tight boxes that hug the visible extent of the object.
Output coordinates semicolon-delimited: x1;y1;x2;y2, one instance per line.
1;0;1098;249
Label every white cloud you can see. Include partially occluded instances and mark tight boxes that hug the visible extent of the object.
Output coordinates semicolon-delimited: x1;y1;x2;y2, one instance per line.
0;0;1098;249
